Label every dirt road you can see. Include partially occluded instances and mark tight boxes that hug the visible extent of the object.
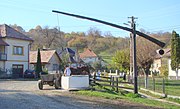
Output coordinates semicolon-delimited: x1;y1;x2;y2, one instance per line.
0;80;159;109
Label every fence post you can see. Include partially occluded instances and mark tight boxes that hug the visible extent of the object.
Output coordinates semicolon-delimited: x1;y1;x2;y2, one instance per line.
138;76;140;90
93;72;96;84
110;75;112;86
153;77;155;92
163;78;165;94
112;76;114;90
116;77;118;92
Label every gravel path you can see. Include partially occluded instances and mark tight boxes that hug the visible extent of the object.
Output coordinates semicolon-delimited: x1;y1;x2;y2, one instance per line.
0;79;160;109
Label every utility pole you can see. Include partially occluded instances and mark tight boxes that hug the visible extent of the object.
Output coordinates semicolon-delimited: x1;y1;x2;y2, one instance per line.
128;16;138;94
129;33;133;83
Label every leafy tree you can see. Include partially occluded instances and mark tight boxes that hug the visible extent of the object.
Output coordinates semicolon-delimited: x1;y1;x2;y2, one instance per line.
159;65;168;78
36;48;42;77
171;31;180;80
112;49;130;73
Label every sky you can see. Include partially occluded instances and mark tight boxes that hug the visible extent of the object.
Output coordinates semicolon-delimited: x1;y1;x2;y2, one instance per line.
0;0;180;37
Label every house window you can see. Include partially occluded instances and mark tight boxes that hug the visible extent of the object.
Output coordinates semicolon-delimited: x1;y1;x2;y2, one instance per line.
53;64;58;70
13;46;23;55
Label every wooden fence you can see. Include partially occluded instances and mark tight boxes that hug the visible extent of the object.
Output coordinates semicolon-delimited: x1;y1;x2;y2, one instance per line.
89;74;133;92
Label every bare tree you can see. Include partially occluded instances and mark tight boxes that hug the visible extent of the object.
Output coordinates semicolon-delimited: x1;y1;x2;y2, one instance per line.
136;36;160;88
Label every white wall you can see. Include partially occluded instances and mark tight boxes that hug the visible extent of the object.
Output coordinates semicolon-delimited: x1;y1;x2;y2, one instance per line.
47;53;60;73
5;61;28;73
151;59;161;73
4;38;30;61
3;38;31;72
82;57;98;64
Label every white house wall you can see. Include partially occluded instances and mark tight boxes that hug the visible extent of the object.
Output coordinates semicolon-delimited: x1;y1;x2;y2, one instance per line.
47;53;60;73
168;59;180;77
5;61;28;73
82;57;98;64
151;59;161;73
4;38;30;61
3;38;30;72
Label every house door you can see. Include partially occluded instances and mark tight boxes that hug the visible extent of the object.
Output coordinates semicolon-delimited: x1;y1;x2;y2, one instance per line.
12;64;24;78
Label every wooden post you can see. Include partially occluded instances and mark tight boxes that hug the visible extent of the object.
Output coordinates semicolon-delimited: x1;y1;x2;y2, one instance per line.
112;77;114;90
163;78;165;94
110;75;112;86
153;77;155;92
93;72;96;84
116;77;118;92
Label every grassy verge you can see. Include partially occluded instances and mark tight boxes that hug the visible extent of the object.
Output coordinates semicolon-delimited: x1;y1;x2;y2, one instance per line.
75;85;180;109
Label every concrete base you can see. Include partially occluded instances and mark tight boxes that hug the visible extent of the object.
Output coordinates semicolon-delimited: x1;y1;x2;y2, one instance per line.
61;75;89;90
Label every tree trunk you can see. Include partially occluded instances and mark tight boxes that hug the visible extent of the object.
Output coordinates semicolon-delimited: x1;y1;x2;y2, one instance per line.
142;69;149;89
145;73;148;89
176;68;179;80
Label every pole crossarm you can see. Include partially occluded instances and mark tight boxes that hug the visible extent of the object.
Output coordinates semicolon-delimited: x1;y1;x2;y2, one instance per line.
52;10;165;48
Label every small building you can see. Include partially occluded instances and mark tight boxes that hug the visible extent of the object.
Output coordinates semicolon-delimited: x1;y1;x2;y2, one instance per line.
0;24;33;78
79;48;99;65
151;48;180;79
58;47;77;63
30;49;61;73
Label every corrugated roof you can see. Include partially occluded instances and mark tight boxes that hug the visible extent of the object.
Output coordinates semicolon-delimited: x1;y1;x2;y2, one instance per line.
79;48;97;58
30;50;60;64
0;24;33;41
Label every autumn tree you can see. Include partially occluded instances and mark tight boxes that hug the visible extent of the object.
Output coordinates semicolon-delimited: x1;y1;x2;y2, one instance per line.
171;31;180;80
86;27;102;49
28;26;65;50
136;36;160;88
68;37;87;48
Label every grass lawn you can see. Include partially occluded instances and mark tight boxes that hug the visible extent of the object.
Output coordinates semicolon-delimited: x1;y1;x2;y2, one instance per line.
76;88;180;109
84;78;180;109
138;77;180;96
99;52;112;64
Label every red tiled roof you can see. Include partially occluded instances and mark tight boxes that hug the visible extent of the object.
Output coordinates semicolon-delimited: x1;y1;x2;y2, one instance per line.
79;49;97;58
0;24;33;41
30;50;59;64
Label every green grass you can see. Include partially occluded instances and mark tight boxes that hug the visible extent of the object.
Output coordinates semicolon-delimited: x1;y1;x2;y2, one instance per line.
76;89;180;109
167;97;180;104
99;52;112;64
89;75;180;108
138;77;180;96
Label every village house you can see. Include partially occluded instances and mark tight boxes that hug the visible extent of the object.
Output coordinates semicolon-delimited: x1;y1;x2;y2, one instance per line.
79;48;99;65
30;49;61;73
58;47;77;63
151;48;180;79
0;24;33;78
